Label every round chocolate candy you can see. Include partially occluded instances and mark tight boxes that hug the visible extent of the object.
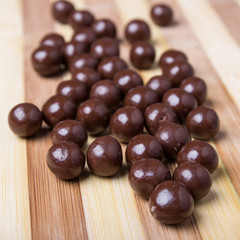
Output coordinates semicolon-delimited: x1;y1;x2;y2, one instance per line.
144;103;178;135
8;103;42;137
40;33;65;49
47;141;85;180
126;134;163;167
89;80;122;111
150;4;173;26
125;19;151;43
149;180;194;224
71;27;97;47
91;19;117;38
52;0;75;24
42;95;77;128
113;69;143;95
186;106;220;140
130;41;155;69
129;158;171;199
110;106;144;143
162;88;197;119
87;136;122;177
179;77;207;105
124;86;159;113
177;140;219;173
98;56;128;79
162;60;194;87
51;120;88;148
76;99;110;135
154;122;191;161
56;80;88;104
68;10;95;30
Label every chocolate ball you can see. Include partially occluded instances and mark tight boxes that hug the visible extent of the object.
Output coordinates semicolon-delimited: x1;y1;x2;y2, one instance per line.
177;140;219;173
87;136;122;177
98;56;128;79
91;19;116;38
129;158;171;199
149;181;194;224
51;120;88;148
130;41;155;69
124;86;159;113
110;106;144;143
162;88;197;119
179;77;207;105
56;80;88;104
71;27;97;47
76;99;110;135
8;103;42;137
125;19;151;43
68;10;95;30
154;122;191;161
144;103;178;135
186;107;220;140
126;134;163;167
40;33;65;49
52;0;75;24
47;141;85;180
150;4;173;26
113;69;143;95
89;80;122;111
42;95;77;128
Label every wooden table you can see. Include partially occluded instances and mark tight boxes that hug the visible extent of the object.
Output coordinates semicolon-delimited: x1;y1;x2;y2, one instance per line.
1;0;240;239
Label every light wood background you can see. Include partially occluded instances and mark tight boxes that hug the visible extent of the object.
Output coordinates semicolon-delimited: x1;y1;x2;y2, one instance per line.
1;0;240;239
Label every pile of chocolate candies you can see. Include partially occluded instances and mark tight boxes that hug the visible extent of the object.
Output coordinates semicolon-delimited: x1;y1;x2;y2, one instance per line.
8;1;220;225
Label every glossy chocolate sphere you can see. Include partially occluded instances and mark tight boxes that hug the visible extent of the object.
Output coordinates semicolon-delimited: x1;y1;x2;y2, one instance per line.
186;107;220;140
40;33;65;49
91;19;117;38
126;134;163;167
51;120;88;148
76;99;110;135
110;106;144;143
154;122;191;161
52;0;75;23
129;158;171;199
8;103;42;137
150;4;173;26
42;95;77;128
87;136;122;177
47;141;85;180
71;27;97;47
177;140;219;173
149;181;194;224
144;103;178;135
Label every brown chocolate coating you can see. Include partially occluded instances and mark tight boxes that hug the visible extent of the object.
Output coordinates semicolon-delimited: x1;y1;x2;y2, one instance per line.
130;41;155;69
91;19;117;38
162;88;197;119
179;77;207;106
126;134;163;167
76;99;110;135
173;162;212;200
71;27;97;47
177;140;219;173
51;120;88;148
8;103;42;137
186;107;220;140
89;80;122;111
52;0;75;24
47;141;85;180
149;181;194;224
87;136;122;177
150;4;173;26
154;122;191;161
98;56;128;79
125;19;151;43
42;95;77;128
40;33;65;49
129;158;171;199
144;103;178;135
113;69;143;95
124;86;159;113
56;80;88;104
110;106;144;143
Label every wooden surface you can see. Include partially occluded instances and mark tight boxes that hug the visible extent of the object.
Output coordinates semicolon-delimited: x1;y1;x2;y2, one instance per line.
1;0;240;239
